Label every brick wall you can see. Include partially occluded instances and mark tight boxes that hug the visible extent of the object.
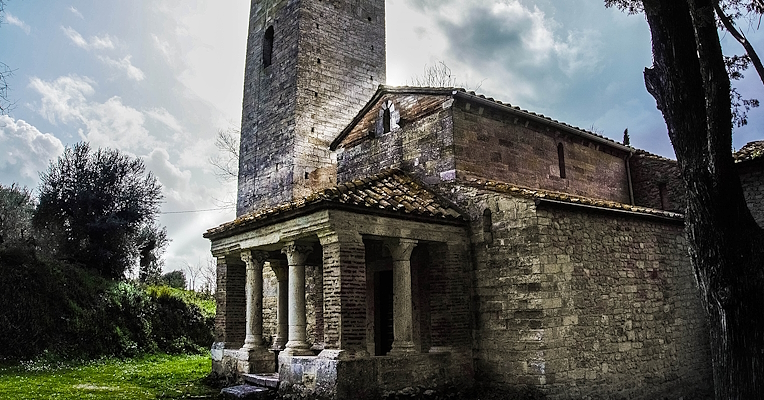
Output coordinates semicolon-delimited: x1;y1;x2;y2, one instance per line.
215;255;247;348
237;0;385;216
452;102;631;203
739;160;764;227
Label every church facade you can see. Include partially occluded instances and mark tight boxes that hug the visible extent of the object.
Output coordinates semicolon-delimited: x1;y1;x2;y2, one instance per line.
204;1;763;398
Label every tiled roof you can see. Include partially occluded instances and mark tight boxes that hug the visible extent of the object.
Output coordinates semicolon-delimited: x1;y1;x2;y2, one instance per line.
734;141;764;163
204;169;464;237
465;178;684;220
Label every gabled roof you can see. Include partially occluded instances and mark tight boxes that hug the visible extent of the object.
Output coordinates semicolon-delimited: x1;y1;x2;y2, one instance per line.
734;140;764;163
204;169;465;239
331;85;634;154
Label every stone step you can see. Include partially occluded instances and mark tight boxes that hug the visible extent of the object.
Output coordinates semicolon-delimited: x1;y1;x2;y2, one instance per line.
220;384;271;400
243;372;280;389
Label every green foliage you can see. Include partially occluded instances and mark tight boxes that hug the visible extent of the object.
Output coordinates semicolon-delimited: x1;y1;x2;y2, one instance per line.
137;224;169;284
147;285;216;318
34;142;163;279
161;270;187;289
0;183;34;247
0;249;213;360
0;354;219;399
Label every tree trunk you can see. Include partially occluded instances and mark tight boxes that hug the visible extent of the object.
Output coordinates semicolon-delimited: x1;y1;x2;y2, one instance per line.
641;0;764;398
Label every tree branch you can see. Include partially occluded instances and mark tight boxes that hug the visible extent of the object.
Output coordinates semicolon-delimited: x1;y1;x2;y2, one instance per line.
715;0;764;85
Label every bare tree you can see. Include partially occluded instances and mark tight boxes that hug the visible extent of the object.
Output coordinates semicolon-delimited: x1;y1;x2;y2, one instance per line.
408;60;483;91
0;1;15;114
209;127;240;182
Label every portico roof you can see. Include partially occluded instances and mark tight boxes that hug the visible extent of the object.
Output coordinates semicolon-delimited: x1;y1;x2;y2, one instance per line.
204;169;465;240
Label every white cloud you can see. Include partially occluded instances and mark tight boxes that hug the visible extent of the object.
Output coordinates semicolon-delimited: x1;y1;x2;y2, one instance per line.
0;116;65;186
28;75;94;124
61;26;115;50
6;12;31;34
152;34;174;65
147;108;183;134
28;75;154;152
69;6;84;19
98;55;145;81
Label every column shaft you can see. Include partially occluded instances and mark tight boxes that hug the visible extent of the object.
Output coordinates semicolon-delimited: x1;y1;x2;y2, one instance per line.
387;239;418;354
241;250;268;350
270;260;289;350
282;243;313;356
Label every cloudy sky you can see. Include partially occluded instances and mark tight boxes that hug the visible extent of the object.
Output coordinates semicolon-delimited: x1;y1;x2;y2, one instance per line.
1;0;762;280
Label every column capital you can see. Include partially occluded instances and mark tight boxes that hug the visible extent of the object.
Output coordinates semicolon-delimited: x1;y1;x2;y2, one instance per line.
241;250;269;268
385;238;418;261
281;242;313;266
269;259;288;281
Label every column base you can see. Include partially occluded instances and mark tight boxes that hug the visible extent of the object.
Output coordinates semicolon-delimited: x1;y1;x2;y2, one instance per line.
282;340;314;356
237;347;275;374
389;341;416;355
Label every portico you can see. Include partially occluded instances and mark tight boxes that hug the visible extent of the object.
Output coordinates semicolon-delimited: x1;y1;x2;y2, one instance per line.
205;171;474;397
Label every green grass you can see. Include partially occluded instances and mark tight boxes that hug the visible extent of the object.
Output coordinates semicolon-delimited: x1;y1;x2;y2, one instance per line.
0;354;219;399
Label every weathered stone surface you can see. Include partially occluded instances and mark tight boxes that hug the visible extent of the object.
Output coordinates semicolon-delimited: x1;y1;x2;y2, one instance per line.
221;384;272;400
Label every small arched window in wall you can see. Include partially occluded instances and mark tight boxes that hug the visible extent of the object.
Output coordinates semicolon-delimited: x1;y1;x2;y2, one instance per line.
557;143;566;179
263;26;274;68
376;100;399;137
658;182;669;210
483;209;493;244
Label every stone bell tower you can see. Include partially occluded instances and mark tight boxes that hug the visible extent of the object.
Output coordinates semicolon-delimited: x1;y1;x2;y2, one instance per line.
237;0;387;216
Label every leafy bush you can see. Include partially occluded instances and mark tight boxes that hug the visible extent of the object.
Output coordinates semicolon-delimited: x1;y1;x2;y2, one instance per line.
0;250;214;361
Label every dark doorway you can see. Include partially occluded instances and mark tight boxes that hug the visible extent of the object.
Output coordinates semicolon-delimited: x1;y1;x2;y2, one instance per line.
374;270;394;356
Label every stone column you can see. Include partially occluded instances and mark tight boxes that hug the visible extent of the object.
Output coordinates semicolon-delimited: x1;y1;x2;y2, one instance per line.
237;250;273;373
269;259;289;350
281;243;313;356
387;238;418;354
241;250;268;350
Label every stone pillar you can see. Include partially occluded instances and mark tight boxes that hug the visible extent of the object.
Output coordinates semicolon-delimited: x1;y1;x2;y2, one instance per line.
318;231;368;359
387;238;418;354
241;250;268;350
281;243;314;356
270;259;289;350
238;250;273;374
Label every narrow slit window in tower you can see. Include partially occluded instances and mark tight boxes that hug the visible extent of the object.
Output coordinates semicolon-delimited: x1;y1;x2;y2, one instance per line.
659;183;669;210
263;26;274;68
557;143;566;179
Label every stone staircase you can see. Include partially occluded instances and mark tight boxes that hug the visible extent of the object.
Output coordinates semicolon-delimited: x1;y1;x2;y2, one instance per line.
220;373;279;399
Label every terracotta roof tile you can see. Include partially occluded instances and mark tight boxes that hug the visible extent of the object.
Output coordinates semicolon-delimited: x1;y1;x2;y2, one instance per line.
204;169;464;237
734;141;764;163
465;178;684;220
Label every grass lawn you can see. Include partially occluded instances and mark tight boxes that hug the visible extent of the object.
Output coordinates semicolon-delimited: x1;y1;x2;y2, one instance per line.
0;354;219;399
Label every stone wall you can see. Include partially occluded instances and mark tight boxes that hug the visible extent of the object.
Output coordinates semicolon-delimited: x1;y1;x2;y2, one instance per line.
451;101;631;204
536;205;712;399
215;255;247;348
237;0;386;216
439;183;712;399
629;152;685;212
739;160;764;227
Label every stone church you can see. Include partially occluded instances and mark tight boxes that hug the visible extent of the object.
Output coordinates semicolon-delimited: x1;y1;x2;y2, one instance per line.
204;1;763;398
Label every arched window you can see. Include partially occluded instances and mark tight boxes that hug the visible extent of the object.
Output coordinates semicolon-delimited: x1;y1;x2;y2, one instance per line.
263;26;274;68
483;209;493;244
557;143;566;179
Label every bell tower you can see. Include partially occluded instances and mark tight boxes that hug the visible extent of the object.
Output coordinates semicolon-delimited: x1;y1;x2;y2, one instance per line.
237;0;387;216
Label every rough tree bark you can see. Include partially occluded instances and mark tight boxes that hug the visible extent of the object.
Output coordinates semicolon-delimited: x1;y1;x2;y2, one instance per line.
641;0;764;398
